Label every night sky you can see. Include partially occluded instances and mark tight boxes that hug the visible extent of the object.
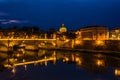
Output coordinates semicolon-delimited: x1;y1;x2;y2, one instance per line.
0;0;120;30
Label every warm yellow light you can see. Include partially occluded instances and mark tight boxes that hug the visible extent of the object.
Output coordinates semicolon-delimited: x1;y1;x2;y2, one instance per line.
75;57;82;65
53;57;56;65
112;35;116;37
9;42;14;47
52;42;56;46
72;54;75;61
22;51;25;54
65;39;69;42
96;40;104;46
63;57;69;62
96;59;104;66
115;30;119;33
23;59;25;62
115;69;120;76
75;40;82;45
16;54;20;57
9;58;17;63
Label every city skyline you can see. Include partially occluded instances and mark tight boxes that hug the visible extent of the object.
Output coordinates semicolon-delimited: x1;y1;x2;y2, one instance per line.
0;0;120;30
0;1;120;80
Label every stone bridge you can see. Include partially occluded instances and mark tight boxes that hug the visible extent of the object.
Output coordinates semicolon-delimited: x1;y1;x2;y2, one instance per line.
0;39;57;51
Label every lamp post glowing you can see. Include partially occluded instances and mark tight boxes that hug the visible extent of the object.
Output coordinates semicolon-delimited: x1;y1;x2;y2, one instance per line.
75;40;82;45
96;40;104;46
115;69;120;76
96;59;104;67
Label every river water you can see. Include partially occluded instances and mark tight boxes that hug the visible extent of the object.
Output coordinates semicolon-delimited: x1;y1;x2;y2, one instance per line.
0;49;119;80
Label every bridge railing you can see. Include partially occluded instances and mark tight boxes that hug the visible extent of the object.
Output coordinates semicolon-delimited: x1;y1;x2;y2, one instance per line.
0;38;57;41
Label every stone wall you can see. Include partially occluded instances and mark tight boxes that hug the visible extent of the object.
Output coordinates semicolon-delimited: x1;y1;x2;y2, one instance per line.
74;40;120;51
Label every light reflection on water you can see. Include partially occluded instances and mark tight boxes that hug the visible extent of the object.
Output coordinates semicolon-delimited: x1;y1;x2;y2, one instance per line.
0;49;120;80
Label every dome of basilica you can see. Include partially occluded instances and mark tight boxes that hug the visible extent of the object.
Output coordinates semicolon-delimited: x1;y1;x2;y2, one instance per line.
59;24;67;33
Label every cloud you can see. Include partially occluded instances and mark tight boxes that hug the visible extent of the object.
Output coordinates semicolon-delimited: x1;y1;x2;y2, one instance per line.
0;11;28;25
9;20;20;23
1;19;29;24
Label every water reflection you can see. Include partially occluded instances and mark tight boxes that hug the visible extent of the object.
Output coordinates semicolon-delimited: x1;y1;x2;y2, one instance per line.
0;49;120;80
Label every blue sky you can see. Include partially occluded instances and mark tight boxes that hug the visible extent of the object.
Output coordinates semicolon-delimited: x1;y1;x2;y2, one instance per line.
0;0;120;30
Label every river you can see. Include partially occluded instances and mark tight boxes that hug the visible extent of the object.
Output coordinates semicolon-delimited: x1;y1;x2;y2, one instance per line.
0;49;119;80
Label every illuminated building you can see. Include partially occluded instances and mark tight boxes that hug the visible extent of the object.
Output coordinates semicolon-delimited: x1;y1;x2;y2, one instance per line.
0;32;3;38
59;24;67;33
109;28;120;40
75;30;82;39
56;24;68;40
77;25;109;40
